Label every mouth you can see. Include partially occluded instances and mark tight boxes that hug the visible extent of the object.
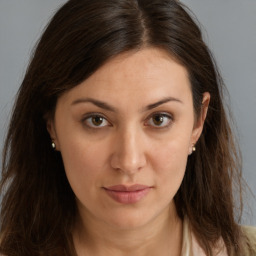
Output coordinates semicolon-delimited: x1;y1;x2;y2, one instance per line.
103;184;152;204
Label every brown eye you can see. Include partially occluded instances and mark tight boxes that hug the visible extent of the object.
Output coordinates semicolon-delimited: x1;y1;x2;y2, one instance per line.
152;115;164;126
147;113;172;128
92;116;104;126
84;115;110;128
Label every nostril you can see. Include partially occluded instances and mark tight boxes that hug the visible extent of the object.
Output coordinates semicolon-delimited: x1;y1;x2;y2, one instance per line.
110;152;146;174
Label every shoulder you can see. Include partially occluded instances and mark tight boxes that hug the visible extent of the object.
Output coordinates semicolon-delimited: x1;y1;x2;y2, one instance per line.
242;225;256;243
241;225;256;255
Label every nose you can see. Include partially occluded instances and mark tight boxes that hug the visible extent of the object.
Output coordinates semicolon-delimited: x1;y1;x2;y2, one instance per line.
110;126;147;174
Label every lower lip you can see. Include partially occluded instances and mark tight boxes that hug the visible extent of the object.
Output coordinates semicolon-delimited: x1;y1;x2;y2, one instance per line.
104;188;151;204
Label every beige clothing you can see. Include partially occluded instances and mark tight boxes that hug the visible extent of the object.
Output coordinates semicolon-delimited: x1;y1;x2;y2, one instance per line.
181;218;256;256
241;225;256;256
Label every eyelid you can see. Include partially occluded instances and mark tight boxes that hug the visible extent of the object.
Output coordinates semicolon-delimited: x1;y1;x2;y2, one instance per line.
81;111;173;129
145;112;173;128
82;112;112;128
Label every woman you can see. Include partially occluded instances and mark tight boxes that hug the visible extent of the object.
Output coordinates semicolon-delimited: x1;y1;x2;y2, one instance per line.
0;0;255;255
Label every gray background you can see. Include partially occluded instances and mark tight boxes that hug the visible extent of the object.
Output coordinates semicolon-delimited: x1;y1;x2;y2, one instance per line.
0;1;255;225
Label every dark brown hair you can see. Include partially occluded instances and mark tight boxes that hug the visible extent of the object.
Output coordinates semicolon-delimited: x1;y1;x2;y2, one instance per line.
0;0;245;255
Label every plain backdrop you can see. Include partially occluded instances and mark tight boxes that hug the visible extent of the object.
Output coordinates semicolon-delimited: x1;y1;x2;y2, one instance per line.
0;0;255;225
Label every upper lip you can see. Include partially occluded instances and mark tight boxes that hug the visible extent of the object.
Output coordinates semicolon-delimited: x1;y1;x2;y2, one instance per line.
104;184;151;192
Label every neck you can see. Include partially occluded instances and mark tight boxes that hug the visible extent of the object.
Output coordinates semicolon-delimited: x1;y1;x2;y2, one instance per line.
73;204;183;256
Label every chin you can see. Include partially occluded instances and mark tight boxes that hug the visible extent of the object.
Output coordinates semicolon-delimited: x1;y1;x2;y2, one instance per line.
103;208;158;230
109;217;150;230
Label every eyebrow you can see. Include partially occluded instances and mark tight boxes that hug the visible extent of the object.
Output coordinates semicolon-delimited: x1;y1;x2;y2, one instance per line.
71;97;183;112
144;97;183;111
71;98;117;112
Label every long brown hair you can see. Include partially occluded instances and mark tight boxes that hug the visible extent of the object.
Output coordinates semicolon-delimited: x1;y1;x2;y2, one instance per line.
0;0;245;255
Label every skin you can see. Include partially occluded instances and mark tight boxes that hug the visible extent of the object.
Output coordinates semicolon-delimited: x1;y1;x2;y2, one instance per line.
48;48;210;256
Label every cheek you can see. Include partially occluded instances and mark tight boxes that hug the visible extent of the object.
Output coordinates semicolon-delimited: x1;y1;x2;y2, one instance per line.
59;135;108;195
151;134;190;192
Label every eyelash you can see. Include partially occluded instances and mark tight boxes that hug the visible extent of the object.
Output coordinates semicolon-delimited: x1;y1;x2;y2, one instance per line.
82;113;110;129
145;112;173;129
81;112;173;129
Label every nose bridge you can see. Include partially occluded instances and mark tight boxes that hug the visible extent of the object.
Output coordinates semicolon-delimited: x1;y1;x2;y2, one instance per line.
111;123;146;173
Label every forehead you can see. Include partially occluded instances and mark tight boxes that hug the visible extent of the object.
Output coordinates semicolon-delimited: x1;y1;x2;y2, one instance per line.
58;47;192;108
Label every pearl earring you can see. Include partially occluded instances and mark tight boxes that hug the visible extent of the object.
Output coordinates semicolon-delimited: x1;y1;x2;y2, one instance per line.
51;141;56;149
189;145;196;155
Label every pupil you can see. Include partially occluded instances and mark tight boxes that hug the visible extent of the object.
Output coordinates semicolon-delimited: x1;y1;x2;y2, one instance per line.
92;116;103;126
153;115;163;125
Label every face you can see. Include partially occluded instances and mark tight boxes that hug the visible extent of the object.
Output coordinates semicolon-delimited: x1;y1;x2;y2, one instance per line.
48;48;209;230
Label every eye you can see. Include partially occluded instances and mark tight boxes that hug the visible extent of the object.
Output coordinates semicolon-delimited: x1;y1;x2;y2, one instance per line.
83;114;110;128
146;113;173;128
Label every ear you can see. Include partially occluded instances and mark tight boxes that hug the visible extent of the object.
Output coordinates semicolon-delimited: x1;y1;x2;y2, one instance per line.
190;92;210;151
46;118;60;151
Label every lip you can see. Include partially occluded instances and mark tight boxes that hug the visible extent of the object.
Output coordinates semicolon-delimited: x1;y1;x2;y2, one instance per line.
103;184;152;204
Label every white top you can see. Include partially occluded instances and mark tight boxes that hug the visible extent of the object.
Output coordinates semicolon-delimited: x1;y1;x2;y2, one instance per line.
181;217;256;256
181;217;227;256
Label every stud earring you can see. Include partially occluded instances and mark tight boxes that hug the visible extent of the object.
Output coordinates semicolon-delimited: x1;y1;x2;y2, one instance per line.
51;141;56;149
189;144;196;155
